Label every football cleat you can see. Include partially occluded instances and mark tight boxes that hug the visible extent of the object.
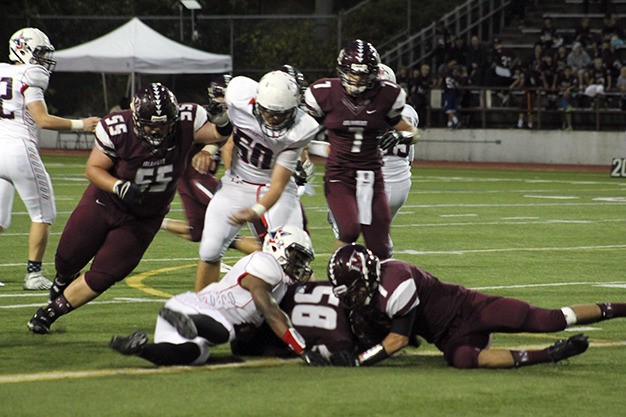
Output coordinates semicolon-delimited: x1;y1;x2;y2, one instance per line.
110;331;149;355
23;271;52;290
548;333;589;363
159;307;198;339
27;308;52;334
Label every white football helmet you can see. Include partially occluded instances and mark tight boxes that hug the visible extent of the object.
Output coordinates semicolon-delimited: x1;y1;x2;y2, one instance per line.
254;70;301;138
262;225;314;283
9;28;56;71
377;63;397;83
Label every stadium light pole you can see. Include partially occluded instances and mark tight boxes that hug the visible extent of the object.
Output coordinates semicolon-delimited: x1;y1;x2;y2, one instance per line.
179;0;202;41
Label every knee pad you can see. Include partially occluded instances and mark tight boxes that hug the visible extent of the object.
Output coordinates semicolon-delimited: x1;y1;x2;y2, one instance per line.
83;270;117;294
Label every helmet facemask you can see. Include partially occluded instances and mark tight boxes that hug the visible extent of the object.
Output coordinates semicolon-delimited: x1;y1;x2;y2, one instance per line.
131;83;179;149
254;71;300;138
328;244;380;309
336;39;381;97
263;226;315;283
9;28;56;71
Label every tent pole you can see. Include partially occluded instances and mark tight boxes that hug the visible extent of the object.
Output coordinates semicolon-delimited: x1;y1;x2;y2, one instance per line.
102;73;109;113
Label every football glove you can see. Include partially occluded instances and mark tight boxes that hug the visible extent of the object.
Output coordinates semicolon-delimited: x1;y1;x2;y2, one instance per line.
205;101;229;127
301;349;330;367
329;350;360;367
293;159;316;186
113;180;143;207
377;130;403;151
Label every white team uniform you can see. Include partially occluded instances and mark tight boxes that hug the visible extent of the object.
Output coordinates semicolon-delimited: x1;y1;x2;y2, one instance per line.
199;76;318;262
0;63;56;229
155;251;290;364
382;104;419;220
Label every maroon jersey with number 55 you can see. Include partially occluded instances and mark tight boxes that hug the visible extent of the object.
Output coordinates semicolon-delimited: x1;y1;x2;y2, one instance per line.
92;104;207;218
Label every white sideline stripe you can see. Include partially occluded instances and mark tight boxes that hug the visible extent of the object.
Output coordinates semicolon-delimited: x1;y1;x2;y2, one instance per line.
396;244;626;256
440;214;478;217
523;195;580;200
0;298;167;309
0;357;301;384
2;340;625;384
2;281;625;307
472;281;626;290
1;243;625;269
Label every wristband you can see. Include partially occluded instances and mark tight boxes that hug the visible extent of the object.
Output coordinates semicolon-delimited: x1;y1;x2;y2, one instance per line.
112;179;123;194
216;121;233;136
201;144;220;156
357;343;389;366
250;203;266;217
282;328;306;355
70;119;84;131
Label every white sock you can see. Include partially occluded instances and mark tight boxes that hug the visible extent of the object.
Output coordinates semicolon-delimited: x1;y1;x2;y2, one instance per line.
561;307;577;326
161;218;170;230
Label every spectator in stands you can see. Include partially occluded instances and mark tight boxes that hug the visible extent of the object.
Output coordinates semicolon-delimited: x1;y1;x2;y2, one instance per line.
409;64;432;124
617;66;626;110
433;21;453;73
442;61;462;128
555;66;578;130
540;52;559;110
446;36;468;67
489;38;516;106
567;42;592;88
466;35;488;86
554;45;568;73
601;13;624;44
574;17;598;49
539;17;562;50
584;57;612;107
510;61;534;129
596;38;621;80
396;66;411;93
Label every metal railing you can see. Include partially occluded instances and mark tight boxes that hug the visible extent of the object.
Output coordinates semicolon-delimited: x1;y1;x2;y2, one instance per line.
381;0;512;70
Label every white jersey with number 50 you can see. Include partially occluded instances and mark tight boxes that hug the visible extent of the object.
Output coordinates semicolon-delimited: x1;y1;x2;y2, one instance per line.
225;75;319;185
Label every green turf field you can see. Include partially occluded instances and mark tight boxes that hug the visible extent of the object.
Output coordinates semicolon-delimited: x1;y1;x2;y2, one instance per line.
1;154;625;417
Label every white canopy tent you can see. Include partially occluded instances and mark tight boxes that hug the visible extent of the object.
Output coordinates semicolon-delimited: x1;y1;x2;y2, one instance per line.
53;17;232;109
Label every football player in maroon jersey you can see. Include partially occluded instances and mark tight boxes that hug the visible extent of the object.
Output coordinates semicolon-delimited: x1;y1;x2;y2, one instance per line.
304;39;419;260
27;83;231;334
326;243;626;369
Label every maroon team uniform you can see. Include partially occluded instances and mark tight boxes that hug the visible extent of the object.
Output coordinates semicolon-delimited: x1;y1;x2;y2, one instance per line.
307;78;404;259
355;260;568;368
230;281;355;357
55;105;201;293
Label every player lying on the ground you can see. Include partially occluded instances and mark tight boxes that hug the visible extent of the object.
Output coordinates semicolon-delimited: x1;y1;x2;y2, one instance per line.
325;243;626;368
110;226;327;366
230;280;356;359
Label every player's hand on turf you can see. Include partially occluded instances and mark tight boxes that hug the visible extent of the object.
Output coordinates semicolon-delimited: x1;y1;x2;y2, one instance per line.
113;180;143;207
301;349;329;366
329;350;360;367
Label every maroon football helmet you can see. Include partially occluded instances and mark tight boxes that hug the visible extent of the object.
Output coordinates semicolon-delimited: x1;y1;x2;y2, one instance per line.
276;64;308;98
327;243;380;309
336;39;381;96
131;83;179;148
207;74;232;103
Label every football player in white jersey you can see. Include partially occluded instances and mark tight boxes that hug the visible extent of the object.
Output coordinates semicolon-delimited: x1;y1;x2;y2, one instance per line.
110;226;327;366
377;64;419;222
0;28;99;290
195;71;319;291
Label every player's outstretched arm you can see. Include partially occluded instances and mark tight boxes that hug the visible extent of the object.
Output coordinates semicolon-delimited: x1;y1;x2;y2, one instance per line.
27;100;99;132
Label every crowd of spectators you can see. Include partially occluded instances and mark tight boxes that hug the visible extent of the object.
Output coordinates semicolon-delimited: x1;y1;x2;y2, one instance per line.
395;12;626;130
